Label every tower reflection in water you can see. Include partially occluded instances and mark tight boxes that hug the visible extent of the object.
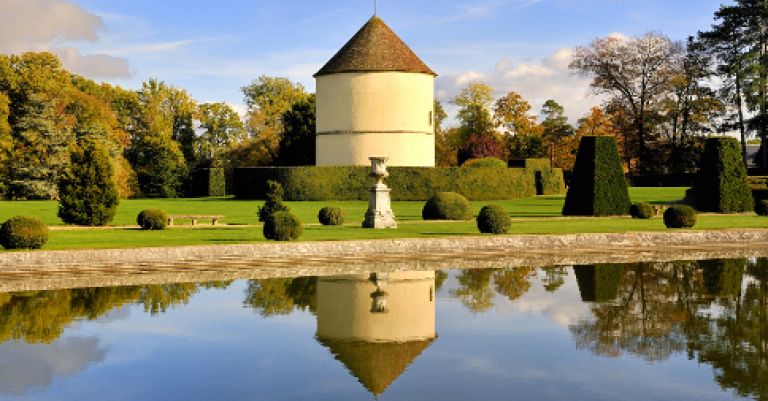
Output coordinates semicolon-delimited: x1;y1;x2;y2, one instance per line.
315;271;436;396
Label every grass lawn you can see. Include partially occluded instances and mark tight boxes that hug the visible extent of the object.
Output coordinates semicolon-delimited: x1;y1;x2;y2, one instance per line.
1;187;765;251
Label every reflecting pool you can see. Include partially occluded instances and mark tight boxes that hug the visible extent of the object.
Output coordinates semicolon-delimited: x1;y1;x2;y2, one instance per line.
1;258;767;400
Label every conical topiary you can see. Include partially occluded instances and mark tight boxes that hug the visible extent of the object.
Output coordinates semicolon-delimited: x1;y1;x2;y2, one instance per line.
562;136;630;216
691;137;753;213
57;140;120;226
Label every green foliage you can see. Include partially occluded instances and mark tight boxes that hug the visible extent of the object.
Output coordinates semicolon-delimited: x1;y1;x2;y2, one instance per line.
630;202;655;219
257;180;290;222
57;141;119;226
692;137;753;213
131;133;188;198
476;204;511;234
234;166;542;201
137;208;168;230
263;211;302;241
189;168;226;197
422;192;472;220
507;134;547;159
0;216;48;249
318;206;345;226
701;259;745;298
756;200;768;216
462;157;507;168
563;136;630;216
664;205;697;228
277;95;316;166
574;264;625;302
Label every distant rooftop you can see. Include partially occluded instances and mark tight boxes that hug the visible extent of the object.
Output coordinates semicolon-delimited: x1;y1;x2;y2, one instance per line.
315;15;436;77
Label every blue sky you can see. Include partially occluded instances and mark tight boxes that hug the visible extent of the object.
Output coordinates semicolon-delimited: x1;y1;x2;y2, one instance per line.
1;0;728;122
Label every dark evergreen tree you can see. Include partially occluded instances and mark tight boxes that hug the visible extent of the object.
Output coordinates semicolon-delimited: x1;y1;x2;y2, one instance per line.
277;95;316;166
258;180;290;222
57;140;120;226
691;137;753;213
562;136;630;216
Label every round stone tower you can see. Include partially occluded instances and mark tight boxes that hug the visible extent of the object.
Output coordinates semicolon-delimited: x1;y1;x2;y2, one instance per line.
315;16;436;167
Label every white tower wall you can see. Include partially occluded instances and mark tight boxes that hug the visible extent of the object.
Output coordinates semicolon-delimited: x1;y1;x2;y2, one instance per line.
315;72;435;167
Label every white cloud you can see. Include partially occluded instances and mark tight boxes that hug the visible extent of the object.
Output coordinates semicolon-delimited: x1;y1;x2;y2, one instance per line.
0;336;106;395
54;47;130;78
0;0;130;79
436;47;604;124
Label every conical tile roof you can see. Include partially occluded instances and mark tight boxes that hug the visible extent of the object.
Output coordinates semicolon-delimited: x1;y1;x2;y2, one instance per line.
317;337;435;396
315;16;436;77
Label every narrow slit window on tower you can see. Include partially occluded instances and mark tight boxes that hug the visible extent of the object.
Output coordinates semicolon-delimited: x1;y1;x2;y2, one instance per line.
429;110;433;126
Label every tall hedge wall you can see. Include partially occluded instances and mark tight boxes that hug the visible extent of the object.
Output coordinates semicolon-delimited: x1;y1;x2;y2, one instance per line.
189;168;226;197
563;136;630;216
691;137;753;213
574;264;625;302
233;166;564;201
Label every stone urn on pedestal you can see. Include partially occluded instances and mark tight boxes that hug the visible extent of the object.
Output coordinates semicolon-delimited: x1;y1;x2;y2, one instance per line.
363;157;397;229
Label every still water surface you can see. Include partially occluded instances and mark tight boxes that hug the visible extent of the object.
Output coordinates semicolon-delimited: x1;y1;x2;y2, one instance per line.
0;258;766;400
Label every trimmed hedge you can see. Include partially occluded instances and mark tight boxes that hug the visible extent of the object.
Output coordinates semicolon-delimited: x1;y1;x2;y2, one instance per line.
0;216;49;249
318;206;345;226
462;157;507;168
476;204;511;234
756;200;768;216
189;168;226;197
137;209;168;230
422;192;472;220
691;137;753;213
563;136;630;216
233;166;565;201
630;202;654;219
263;211;302;241
574;264;625;302
664;205;697;228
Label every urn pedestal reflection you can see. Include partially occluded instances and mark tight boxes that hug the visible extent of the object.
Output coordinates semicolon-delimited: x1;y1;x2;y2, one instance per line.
316;271;436;396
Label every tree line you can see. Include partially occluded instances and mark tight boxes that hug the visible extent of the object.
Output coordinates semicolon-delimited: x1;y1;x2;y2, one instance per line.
0;53;314;200
444;1;768;175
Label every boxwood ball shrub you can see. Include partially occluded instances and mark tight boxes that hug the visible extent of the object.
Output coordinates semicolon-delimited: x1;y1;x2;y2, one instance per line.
422;192;473;220
318;206;345;226
629;202;655;219
137;209;168;230
477;205;511;234
756;200;768;216
691;137;753;213
0;216;49;249
264;211;303;241
664;205;697;229
562;136;630;216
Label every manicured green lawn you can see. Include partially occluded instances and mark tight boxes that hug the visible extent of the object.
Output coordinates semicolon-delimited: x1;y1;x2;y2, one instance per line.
2;186;764;252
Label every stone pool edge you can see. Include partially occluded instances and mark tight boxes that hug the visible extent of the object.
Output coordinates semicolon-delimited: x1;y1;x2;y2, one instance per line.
2;228;768;269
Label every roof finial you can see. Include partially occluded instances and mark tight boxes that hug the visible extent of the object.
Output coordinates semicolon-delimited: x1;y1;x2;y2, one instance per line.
374;0;377;15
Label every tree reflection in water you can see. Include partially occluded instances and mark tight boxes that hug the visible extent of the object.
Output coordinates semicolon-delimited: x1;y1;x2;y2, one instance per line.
569;259;768;400
0;282;231;344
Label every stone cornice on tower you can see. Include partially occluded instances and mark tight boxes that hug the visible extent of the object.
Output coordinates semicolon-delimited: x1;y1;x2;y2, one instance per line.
314;16;436;77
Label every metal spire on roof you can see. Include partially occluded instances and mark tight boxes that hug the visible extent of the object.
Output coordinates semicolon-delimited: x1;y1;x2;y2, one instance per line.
374;0;377;15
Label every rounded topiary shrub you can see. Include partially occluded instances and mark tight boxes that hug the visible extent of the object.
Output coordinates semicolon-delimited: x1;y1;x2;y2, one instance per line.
630;202;655;219
422;192;472;220
318;206;345;226
264;211;303;241
664;205;697;229
137;209;168;230
0;216;49;249
476;205;511;234
756;200;768;216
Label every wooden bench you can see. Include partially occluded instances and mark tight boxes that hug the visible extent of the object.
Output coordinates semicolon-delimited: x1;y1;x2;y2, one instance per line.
167;215;223;226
